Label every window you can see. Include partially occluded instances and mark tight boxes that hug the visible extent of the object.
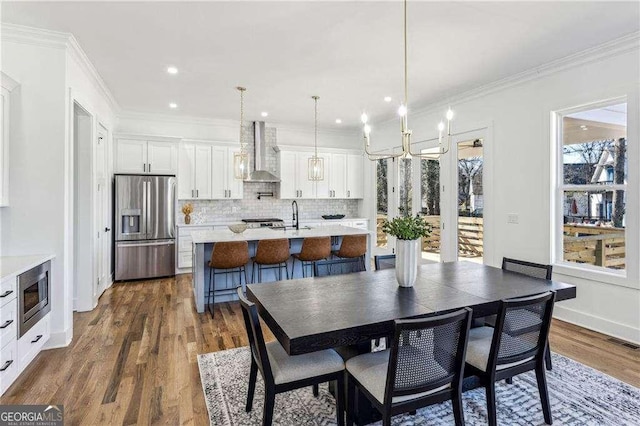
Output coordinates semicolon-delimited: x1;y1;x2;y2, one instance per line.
557;102;627;272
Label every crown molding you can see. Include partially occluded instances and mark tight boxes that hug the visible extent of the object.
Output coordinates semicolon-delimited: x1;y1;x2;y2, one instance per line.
377;31;640;127
2;23;120;114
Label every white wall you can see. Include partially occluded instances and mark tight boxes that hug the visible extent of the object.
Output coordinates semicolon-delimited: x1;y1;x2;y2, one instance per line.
1;26;118;348
369;39;640;343
116;113;361;149
0;40;69;344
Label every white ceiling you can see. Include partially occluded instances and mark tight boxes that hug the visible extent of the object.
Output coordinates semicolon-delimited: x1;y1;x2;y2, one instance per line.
2;1;639;129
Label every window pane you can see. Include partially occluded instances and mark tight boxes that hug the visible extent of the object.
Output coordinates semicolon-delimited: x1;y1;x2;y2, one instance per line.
420;158;441;262
563;190;625;270
458;140;484;263
376;159;388;249
398;158;412;216
563;104;627;185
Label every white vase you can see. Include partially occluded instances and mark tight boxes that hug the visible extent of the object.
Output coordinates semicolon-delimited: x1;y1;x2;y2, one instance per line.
395;238;420;287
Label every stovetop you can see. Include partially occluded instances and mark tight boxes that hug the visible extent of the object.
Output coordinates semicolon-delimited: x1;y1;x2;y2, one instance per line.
241;218;285;228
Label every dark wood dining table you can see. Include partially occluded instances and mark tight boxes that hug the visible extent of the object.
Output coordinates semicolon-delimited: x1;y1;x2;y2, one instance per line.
247;261;577;356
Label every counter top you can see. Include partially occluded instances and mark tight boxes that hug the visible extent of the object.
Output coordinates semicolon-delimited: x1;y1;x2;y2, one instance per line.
0;254;55;282
177;218;369;228
191;225;371;244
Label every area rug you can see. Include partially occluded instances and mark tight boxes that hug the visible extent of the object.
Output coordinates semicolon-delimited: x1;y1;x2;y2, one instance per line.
198;347;640;425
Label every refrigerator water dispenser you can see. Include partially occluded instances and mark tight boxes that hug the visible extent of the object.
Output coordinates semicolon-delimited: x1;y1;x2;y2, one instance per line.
121;209;141;234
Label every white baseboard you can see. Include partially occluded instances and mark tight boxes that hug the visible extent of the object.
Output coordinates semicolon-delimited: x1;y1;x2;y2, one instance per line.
554;305;640;346
44;328;73;349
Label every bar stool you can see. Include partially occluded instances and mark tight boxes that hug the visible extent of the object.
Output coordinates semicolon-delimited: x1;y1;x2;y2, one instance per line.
332;234;367;273
292;236;331;278
252;239;290;283
208;241;250;318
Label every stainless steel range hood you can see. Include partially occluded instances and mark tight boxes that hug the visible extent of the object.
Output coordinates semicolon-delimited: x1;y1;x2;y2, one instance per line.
245;121;280;183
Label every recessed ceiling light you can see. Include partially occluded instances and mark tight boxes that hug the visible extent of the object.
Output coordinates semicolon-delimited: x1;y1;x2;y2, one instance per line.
169;103;178;109
167;66;178;74
384;96;392;102
261;112;268;117
335;119;342;124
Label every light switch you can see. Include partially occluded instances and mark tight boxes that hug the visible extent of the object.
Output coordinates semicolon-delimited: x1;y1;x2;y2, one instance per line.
507;214;519;224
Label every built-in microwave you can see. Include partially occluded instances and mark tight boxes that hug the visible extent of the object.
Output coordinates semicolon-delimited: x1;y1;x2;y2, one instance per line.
18;261;51;338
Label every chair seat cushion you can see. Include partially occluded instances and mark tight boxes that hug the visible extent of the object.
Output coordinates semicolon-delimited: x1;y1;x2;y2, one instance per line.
346;349;450;404
265;341;344;385
466;327;535;372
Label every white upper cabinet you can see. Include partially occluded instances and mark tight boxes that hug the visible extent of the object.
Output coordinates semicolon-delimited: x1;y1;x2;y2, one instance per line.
346;154;364;199
115;138;177;175
279;148;364;199
180;143;242;200
328;153;347;199
279;150;316;199
147;141;178;175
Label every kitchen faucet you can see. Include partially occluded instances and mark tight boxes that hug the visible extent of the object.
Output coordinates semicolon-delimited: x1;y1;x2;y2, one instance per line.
292;200;299;230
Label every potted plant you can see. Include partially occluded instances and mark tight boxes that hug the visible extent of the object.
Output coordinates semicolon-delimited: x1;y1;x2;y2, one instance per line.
382;215;431;287
181;203;194;224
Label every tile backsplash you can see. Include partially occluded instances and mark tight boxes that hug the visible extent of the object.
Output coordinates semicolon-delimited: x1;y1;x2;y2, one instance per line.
179;183;359;224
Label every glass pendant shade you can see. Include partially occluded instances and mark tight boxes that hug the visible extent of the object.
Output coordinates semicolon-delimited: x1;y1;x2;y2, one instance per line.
234;151;249;180
308;156;324;181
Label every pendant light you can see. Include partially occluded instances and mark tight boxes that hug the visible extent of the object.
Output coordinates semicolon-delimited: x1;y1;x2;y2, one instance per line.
362;0;454;161
308;95;324;181
233;86;250;180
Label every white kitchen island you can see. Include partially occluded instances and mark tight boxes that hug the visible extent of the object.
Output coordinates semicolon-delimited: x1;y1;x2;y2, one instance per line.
190;225;372;313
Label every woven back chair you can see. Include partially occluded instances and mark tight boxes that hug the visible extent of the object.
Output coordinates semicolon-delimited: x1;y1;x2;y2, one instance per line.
502;257;552;280
346;308;472;426
237;287;346;425
374;254;396;271
465;291;556;426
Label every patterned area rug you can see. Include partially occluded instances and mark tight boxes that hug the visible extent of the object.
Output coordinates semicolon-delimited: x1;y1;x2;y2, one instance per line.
198;347;640;425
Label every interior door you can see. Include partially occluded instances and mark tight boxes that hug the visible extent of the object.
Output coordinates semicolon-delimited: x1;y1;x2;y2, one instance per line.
95;126;109;296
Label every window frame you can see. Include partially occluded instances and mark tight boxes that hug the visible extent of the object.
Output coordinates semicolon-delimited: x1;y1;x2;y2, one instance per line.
553;96;630;280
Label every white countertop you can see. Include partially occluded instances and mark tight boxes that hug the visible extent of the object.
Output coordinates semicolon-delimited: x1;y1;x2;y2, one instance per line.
0;254;55;282
177;217;368;228
191;225;371;244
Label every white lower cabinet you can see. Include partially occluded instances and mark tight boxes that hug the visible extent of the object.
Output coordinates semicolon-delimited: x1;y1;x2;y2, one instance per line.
178;226;215;269
0;269;51;396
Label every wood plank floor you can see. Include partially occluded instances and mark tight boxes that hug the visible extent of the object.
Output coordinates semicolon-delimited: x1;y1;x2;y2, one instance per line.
1;274;638;425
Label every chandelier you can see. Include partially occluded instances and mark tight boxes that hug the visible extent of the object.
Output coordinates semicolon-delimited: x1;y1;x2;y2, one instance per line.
233;86;250;180
308;95;324;180
362;0;454;161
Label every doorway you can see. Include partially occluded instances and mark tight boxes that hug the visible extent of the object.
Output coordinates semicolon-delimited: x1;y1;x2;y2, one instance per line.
73;102;95;311
456;139;484;263
95;124;110;297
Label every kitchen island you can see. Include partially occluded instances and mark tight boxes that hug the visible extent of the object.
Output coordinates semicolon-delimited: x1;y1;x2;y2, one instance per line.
190;225;372;313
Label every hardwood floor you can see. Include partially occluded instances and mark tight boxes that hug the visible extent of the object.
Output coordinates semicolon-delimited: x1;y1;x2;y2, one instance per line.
1;274;638;425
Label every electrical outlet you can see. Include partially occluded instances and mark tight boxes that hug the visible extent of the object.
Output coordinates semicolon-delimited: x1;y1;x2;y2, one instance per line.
507;214;519;224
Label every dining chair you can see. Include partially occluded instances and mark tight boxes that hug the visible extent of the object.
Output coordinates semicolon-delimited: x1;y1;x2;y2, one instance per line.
486;257;554;371
346;308;473;426
236;287;346;426
207;241;250;318
465;291;556;426
374;254;396;271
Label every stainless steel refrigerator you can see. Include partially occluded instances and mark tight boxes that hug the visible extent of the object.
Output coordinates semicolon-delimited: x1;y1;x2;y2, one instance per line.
114;175;176;281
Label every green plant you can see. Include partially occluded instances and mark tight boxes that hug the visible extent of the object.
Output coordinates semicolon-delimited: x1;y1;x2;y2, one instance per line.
382;215;432;240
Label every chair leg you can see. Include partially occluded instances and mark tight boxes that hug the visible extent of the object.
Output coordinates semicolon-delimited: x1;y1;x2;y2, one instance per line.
505;377;513;384
485;382;497;426
336;376;345;426
452;388;465;426
208;268;215;318
313;383;319;397
258;264;263;283
545;343;553;371
382;415;392;426
536;365;553;425
246;359;258;412
346;375;356;426
262;389;276;426
284;261;290;279
244;266;250;285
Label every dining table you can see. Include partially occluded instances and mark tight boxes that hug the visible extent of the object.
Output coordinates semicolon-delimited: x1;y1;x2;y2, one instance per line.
246;261;577;423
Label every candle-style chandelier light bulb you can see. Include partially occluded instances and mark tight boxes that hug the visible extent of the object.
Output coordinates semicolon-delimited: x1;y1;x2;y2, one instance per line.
362;0;453;160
